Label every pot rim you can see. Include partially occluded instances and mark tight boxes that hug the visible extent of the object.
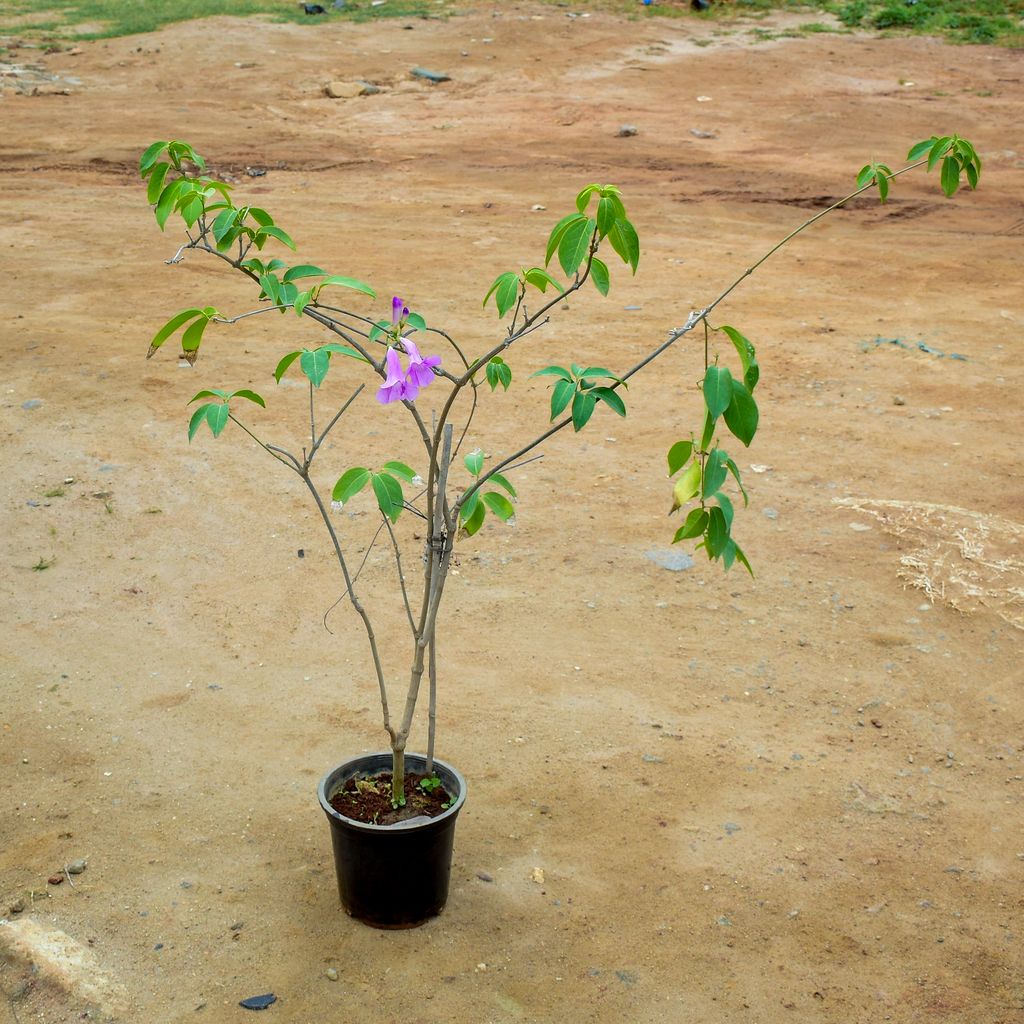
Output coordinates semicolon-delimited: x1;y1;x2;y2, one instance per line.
317;752;467;834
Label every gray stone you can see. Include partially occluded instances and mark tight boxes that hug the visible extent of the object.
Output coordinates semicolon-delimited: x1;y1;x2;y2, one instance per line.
617;125;638;137
21;399;42;410
411;67;450;83
644;549;694;572
763;507;778;520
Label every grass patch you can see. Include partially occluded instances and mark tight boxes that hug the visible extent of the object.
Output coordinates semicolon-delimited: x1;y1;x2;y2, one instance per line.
0;0;452;45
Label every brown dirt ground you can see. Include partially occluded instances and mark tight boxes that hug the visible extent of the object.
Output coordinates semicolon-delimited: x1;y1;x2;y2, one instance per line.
2;5;1023;1022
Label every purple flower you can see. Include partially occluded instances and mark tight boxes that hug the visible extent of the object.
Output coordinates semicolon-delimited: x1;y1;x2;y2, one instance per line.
402;337;442;390
376;347;418;404
391;296;409;326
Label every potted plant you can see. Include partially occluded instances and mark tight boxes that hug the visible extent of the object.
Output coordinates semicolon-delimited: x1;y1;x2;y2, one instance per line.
138;133;980;927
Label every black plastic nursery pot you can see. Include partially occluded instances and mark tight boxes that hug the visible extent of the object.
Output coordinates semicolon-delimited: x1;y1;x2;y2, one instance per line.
317;753;467;928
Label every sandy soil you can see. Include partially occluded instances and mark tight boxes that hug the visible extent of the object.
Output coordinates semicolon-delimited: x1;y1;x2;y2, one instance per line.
2;4;1023;1022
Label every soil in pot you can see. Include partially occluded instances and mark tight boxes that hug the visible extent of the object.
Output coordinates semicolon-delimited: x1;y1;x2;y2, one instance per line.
328;770;454;825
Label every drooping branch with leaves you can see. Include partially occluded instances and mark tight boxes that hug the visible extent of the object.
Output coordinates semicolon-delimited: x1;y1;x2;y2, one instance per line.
140;133;981;809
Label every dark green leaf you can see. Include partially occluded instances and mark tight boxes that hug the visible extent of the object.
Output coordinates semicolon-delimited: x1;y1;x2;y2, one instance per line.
259;273;281;306
551;378;576;420
484;271;520;316
371;471;404;523
940;155;959;197
673;507;707;542
703;448;728;498
723;381;758;446
964;160;979;190
700;409;715;450
571;390;597;432
211;206;239;244
703;365;734;419
876;171;889;203
460;488;480;523
246;206;273;227
714;490;734;529
333;467;371;503
482;492;515;521
486;358;512;392
667;440;693;476
558;217;595;278
706;506;728;558
732;539;754;576
718;325;758;391
596;196;617;237
154;178;188;229
205;402;230;438
591;386;626;417
590;256;610;296
928;136;952;171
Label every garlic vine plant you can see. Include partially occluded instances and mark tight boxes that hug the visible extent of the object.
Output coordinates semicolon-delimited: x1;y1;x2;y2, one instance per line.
140;134;980;809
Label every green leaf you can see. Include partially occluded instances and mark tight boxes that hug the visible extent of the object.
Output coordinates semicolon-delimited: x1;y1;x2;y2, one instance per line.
211;206;239;244
482;492;515;521
575;184;600;213
371;472;404;523
876;169;889;204
706;506;729;558
154;178;188;229
531;365;573;381
368;320;390;343
274;351;301;383
671;461;701;511
247;206;273;227
488;472;517;499
483;271;521;317
205;402;230;438
382;461;417;483
230;389;266;408
277;282;298;311
545;213;586;267
146;162;170;204
333;467;371;503
718;325;758;391
732;540;754;577
187;403;210;441
591;386;626;417
461;499;486;536
578;366;622;383
259;273;281;306
180;313;212;356
607;218;640;274
139;140;169;176
940;155;959;197
406;312;426;332
700;409;715;450
179;194;204;228
673;507;707;542
571;390;597;432
596;196;618;238
257;224;297;250
703;449;728;498
907;137;935;162
551;378;576;420
523;267;565;294
714;490;734;529
464;449;484;477
964;160;979;190
667;440;693;476
590;256;610;296
321;342;368;363
188;388;229;402
927;136;952;171
300;348;330;388
856;164;873;189
294;289;314;317
558;217;595;277
147;308;204;357
724;457;748;506
460;488;480;523
486;358;512;392
319;274;375;298
703;365;734;420
723;381;758;446
282;264;326;283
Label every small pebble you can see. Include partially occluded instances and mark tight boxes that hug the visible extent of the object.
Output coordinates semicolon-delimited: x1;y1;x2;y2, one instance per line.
21;399;43;410
641;754;664;764
47;874;64;885
476;871;494;883
893;395;906;406
530;867;545;884
763;507;778;520
617;124;638;137
67;859;87;875
325;968;339;982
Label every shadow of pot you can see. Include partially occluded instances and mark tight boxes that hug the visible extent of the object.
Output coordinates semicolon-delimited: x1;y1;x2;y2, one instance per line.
317;753;467;928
